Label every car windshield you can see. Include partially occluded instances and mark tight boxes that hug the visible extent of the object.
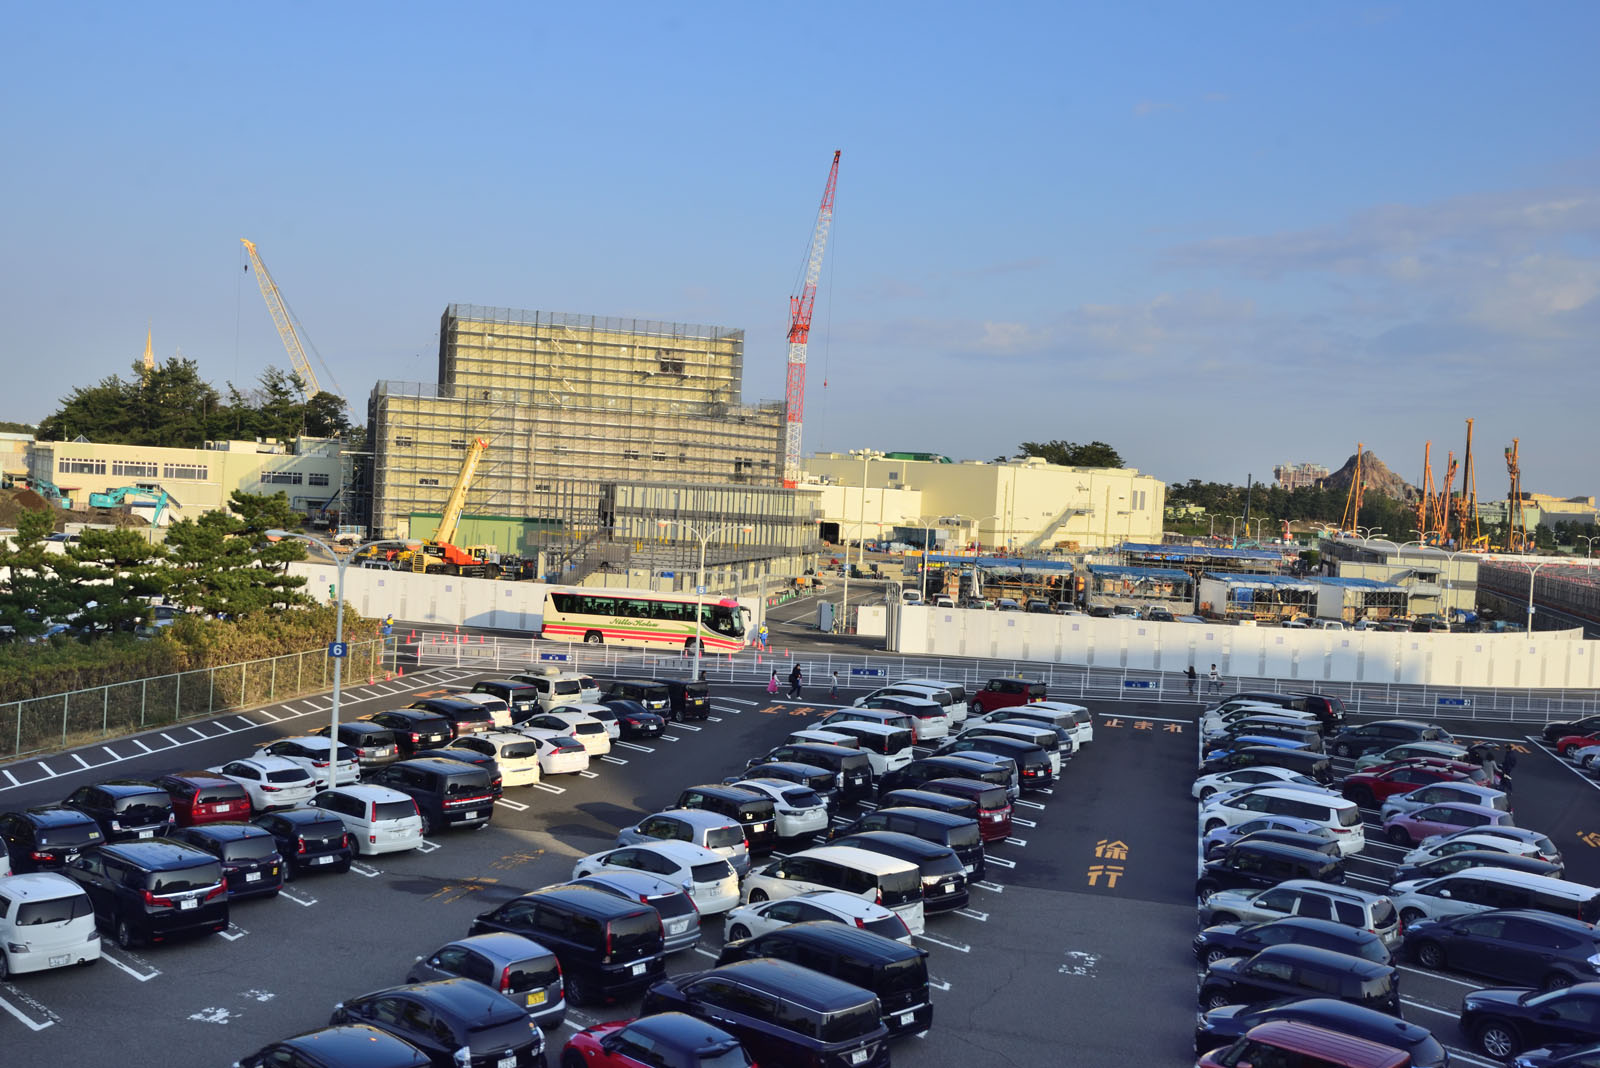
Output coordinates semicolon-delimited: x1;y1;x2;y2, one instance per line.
554;681;581;695
114;793;170;818
149;862;222;894
266;770;307;784
500;743;541;760
222;837;277;862
865;914;910;940
15;895;92;925
782;788;822;809
467;1016;534;1052
691;861;732;883
36;823;101;848
924;853;964;877
609;911;661;952
650;893;697;919
879;868;921;907
196;787;245;805
1370;899;1396;928
705;826;745;849
506;958;560;992
739;806;774;822
1338;806;1362;827
975;787;1008;810
575;723;605;735
445;778;488;796
374;800;416;821
947;825;981;849
881;955;928;994
821;1000;881;1042
699;1046;753;1068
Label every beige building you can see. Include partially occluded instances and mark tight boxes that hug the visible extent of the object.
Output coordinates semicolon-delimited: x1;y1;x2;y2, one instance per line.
0;433;29;481
28;437;344;526
804;453;1165;550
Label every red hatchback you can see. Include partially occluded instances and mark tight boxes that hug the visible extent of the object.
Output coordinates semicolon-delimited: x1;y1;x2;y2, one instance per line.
1555;731;1600;756
565;1012;752;1068
919;777;1013;843
157;771;253;826
1340;759;1486;808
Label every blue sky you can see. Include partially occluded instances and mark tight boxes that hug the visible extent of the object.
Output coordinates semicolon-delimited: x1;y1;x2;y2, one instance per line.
3;3;1597;497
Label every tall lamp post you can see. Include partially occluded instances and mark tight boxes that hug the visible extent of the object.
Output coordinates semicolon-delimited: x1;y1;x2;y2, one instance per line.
916;515;943;603
1526;559;1552;632
657;519;753;681
1576;535;1597;558
266;530;412;791
840;449;883;634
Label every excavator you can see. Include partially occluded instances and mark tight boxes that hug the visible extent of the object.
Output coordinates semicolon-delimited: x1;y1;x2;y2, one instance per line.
87;486;174;527
395;438;502;578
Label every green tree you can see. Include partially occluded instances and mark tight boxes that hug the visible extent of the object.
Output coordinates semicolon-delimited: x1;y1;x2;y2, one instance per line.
67;529;172;633
0;420;35;435
1016;440;1125;468
0;509;83;638
163;490;308;616
303;390;353;438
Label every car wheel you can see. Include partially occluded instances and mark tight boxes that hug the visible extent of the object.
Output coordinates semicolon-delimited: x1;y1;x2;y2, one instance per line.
1203;819;1225;834
1195;880;1219;903
564;972;595;1006
1414;940;1445;969
1348;787;1375;808
1208;912;1239;925
1197;787;1216;801
1542;972;1574;992
747;889;768;903
1475;1019;1520;1059
1387;826;1413;845
1335;742;1354;757
282;861;296;882
115;918;136;949
1204;947;1230;966
584;631;603;645
1400;907;1426;927
419;813;434;836
1201;990;1233;1011
0;950;9;981
562;1053;587;1068
728;923;751;941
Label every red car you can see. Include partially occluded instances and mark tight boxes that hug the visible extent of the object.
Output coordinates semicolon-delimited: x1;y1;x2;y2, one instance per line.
564;1012;753;1068
1555;732;1600;756
156;770;254;826
1340;761;1475;808
968;677;1047;716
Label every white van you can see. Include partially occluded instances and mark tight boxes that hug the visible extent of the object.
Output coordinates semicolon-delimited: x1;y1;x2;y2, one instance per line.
446;731;545;788
959;721;1064;775
814;721;916;777
1389;869;1600;925
741;845;926;935
308;785;424;856
0;872;101;975
1018;700;1095;746
1198;786;1365;856
509;670;586;712
895;679;969;724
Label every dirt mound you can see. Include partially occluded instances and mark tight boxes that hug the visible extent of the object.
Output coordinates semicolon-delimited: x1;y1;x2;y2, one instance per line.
1323;452;1415;501
0;487;148;531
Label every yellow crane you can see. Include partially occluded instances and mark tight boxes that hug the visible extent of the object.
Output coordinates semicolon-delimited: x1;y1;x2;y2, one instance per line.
398;438;501;577
239;238;345;403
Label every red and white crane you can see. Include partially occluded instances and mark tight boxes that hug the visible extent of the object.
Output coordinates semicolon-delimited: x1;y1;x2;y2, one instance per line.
782;150;841;488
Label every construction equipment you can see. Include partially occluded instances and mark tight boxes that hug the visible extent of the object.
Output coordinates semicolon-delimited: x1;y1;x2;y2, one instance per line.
396;438;500;577
239;238;346;405
1505;439;1530;553
141;326;154;378
782;150;842;489
1451;418;1482;550
13;474;72;508
1416;442;1438;544
87;486;174;527
1339;443;1365;534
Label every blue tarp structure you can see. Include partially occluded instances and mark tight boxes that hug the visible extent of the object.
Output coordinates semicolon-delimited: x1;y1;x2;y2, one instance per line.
1121;542;1286;564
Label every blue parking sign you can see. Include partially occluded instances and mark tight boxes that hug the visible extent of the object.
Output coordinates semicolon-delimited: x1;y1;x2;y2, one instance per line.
327;641;348;659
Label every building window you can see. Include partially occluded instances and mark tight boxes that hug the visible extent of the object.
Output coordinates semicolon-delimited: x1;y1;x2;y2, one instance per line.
112;461;158;478
652;450;666;463
679;452;688;464
419;478;440;486
534;483;551;492
308;473;330;487
59;458;106;475
623;448;639;461
395;436;413;448
449;440;466;450
261;471;303;485
162;463;207;480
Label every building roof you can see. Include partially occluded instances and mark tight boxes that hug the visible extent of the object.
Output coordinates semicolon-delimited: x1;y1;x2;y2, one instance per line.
1201;573;1318;591
1313;576;1407;593
1121;542;1286;563
1086;564;1192;582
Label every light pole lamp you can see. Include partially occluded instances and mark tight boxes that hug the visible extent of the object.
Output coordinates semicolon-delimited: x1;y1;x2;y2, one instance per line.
266;530;415;791
657;519;752;681
1526;560;1553;632
916;515;943;603
1576;535;1597;558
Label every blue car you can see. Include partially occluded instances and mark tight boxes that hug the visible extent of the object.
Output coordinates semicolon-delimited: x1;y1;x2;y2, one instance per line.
1203;735;1314;762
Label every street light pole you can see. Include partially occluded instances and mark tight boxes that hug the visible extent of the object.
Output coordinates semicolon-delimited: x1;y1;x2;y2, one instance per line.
658;519;753;682
842;449;884;635
1527;560;1552;632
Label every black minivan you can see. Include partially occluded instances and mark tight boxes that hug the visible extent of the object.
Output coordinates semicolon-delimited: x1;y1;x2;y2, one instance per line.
1198;944;1402;1016
365;758;496;835
642;958;890;1068
65;839;228;948
832;807;986;881
1195;841;1345;899
933;735;1054;791
603;679;671;716
878;755;1013;798
472;679;541;723
665;679;711;721
1200;746;1335;785
675;784;778;853
61;779;176;842
717;921;933;1036
756;743;875;804
470;886;666;1006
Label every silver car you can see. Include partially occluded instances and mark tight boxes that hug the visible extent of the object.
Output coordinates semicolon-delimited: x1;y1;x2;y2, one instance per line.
1199;879;1401;947
614;809;751;878
1352;740;1470;771
564;870;702;954
407;931;566;1030
1378;781;1510;822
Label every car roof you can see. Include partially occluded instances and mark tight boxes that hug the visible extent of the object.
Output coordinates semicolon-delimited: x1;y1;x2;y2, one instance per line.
628;840;721;864
922;776;1005;796
832;830;955;861
0;871;88;901
569;868;684;897
876;790;971;811
476;679;535;691
622;1012;742;1051
654;808;741;830
1253;943;1390;976
787;890;896;918
1237;1021;1409;1067
750;762;832;779
365;977;521;1019
610;677;667;687
160;770;236;787
101;839;217;869
752;920;927;961
21;806;98;826
738;777;820;797
797;845;919;874
230;755;309;772
1274;879;1388;904
329;720;395;736
412;697;485;712
442;932;557;963
332;784;413;803
869;805;974;828
91;779;165;796
689;958;879;1012
682;783;767;801
396;757;488;777
176;822;272;842
1403;801;1503;818
279;1025;432;1065
1224;840;1338;865
525;885;656;919
1245;916;1378;942
264;807;346;825
1261;999;1436;1048
366;707;446;722
1480;909;1599;935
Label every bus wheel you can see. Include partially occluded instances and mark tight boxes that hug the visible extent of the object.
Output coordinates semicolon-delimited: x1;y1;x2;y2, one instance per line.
584;631;603;645
684;638;699;655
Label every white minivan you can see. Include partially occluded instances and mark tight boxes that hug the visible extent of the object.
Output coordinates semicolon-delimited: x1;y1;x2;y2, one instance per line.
308;785;424;856
1199;786;1366;856
894;680;969;724
741;845;926;935
811;721;916;777
0;872;101;976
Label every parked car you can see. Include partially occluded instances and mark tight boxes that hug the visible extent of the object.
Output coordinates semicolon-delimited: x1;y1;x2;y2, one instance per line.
673;785;778;854
600;678;671;716
519;710;612;757
256;736;361;788
1200;746;1335;785
167;823;283;900
639;959;889;1068
875;788;978;821
1195;840;1345;900
309;721;403;773
360;708;454;757
1193;915;1393;968
561;1013;752;1068
741;845;925;935
1329;719;1454;758
566;870;703;955
734;762;841;812
1199;787;1365;856
725;778;830;840
65;839;228;949
1379;780;1510;821
442;690;514;729
876;756;1014;809
933;734;1053;790
572;842;740;915
233;1025;432;1068
207;757;317;812
1460;982;1600;1059
1389;869;1600;926
471;680;541;723
250;808;354;878
855;694;949;743
61;779;176;842
800;721;915;778
830;805;987;881
827;830;969;914
329;979;545;1067
307;785;424;856
615;810;751;879
1197;943;1401;1015
156;771;254;827
664;679;712;722
721;890;912;944
444;731;544;788
909;776;1013;843
1510;1043;1600;1068
1194;999;1446;1065
1202;816;1339;860
749;742;874;803
1341;759;1483;808
1194;765;1319;801
1390;848;1563;886
597;699;668;740
1405;908;1600;989
0;871;101;978
969;676;1047;715
1382;801;1515;845
515;733;590;776
1352;740;1471;771
364;757;496;835
1221;829;1341;859
1200;879;1401;947
406;932;566;1032
407;697;498;740
1542;715;1600;744
1198;1019;1413;1068
0;807;104;873
1403;826;1562;868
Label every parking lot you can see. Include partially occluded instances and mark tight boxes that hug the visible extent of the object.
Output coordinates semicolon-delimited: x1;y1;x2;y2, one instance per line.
0;657;1595;1066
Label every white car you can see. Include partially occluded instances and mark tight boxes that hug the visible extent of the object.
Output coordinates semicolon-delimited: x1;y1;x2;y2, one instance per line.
742;845;926;935
1017;701;1094;746
572;841;740;914
519;711;611;756
307;785;423;855
1569;742;1600;769
1198;786;1365;857
1400;831;1550;868
514;732;590;775
722;890;912;944
1352;740;1471;771
445;732;543;787
0;872;100;975
564;702;622;741
445;691;515;729
727;778;830;839
1200;702;1312;737
1192;765;1320;801
208;757;317;810
255;736;361;787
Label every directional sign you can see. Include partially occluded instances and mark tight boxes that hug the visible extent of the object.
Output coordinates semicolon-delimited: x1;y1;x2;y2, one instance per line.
850;667;888;678
538;652;571;663
327;642;348;659
1122;680;1152;689
1436;697;1472;708
696;585;708;595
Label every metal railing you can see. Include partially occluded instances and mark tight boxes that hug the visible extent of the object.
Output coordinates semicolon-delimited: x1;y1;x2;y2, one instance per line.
409;634;1600;725
0;639;387;762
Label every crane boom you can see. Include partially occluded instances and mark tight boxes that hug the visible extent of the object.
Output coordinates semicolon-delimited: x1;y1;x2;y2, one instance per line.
782;150;841;489
240;238;340;401
435;438;488;547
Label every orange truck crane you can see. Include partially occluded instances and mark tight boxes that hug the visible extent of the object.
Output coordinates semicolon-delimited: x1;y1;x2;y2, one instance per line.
398;438;500;577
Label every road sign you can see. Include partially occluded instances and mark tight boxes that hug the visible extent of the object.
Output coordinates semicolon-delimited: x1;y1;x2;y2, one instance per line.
1436;697;1472;708
850;667;887;678
696;585;708;595
538;652;571;663
1122;680;1152;689
327;642;348;659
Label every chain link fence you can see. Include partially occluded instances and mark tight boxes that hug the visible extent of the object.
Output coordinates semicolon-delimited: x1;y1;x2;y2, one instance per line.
0;639;386;762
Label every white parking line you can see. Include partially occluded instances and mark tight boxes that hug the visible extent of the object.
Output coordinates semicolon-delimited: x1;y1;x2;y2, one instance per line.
1011;818;1037;828
913;932;970;953
719;698;757;705
1400;998;1456;1018
707;716;723;723
675;723;702;732
220;923;248;942
693;947;719;959
985;856;1016;869
927;977;952;992
159;732;180;746
188;726;213;739
0;993;53;1031
233;716;258;729
255;709;283;722
101;951;160;981
349;862;382;878
1004;836;1028;847
578;770;599;779
278;889;318;907
531;783;566;794
600;756;629;766
131;738;152;752
496;798;530;811
2;770;18;786
954;908;989;921
660;735;680;743
417;840;442;853
1035;786;1053;795
973;880;1005;893
35;762;56;778
71;753;90;769
1013;799;1046;810
1397;964;1481;988
615;742;655;753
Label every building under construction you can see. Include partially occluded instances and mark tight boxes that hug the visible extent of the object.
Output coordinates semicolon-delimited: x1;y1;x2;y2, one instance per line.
368;305;816;586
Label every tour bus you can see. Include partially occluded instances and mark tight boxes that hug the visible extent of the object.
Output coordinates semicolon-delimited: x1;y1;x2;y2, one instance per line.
540;588;748;654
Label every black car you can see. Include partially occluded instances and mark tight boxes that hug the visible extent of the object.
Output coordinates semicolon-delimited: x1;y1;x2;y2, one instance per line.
65;839;228;948
310;721;401;771
664;679;711;721
363;709;454;756
752;743;874;803
932;735;1053;791
330;979;545;1068
675;785;778;854
716;921;932;1036
1195;841;1345;899
602;678;671;716
1328;720;1453;758
736;762;840;809
471;886;667;1005
412;748;504;800
876;788;979;821
235;1024;433;1068
1405;910;1600;990
828;830;969;914
1543;715;1600;744
1512;1043;1600;1067
1195;998;1447;1065
365;758;496;835
597;698;667;739
1461;982;1600;1059
0;806;104;872
830;806;986;882
1194;917;1393;968
251;807;354;878
168;823;283;900
1200;747;1335;785
1198;944;1401;1015
641;959;889;1068
1231;829;1343;859
407;698;495;739
1391;849;1564;885
60;779;176;842
471;680;541;723
877;755;1012;798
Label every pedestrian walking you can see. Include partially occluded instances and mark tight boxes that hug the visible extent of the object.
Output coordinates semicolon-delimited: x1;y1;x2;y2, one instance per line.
1208;664;1221;694
789;663;803;699
830;671;839;699
767;669;779;694
757;622;769;651
1185;665;1197;697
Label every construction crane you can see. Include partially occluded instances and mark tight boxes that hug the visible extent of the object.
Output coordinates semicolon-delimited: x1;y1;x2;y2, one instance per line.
1437;451;1458;541
1416;441;1436;544
239;238;346;404
1456;418;1484;549
396;438;501;577
1505;438;1530;553
1339;443;1365;534
782;150;842;489
141;326;154;379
